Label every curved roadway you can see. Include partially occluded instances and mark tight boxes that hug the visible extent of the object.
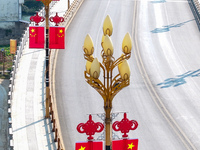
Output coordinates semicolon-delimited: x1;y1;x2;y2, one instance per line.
55;0;200;149
136;0;200;149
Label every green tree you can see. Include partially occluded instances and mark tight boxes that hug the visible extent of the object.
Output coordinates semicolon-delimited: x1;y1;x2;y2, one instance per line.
22;0;44;15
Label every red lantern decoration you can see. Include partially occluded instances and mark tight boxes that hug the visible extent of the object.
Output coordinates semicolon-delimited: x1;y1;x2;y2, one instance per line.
77;115;104;140
50;12;64;26
112;113;138;138
30;12;45;25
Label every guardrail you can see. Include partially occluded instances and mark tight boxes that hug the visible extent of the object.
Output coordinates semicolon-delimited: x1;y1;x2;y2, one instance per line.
188;0;200;31
7;1;57;150
49;0;84;149
7;0;84;149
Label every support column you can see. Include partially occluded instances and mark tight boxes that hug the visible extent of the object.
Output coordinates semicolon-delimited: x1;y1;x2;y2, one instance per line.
105;106;111;150
45;3;50;118
68;0;70;9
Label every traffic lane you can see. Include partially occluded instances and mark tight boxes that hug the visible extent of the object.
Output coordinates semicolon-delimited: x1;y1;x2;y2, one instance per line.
55;0;185;149
112;57;186;150
55;0;111;149
137;0;200;148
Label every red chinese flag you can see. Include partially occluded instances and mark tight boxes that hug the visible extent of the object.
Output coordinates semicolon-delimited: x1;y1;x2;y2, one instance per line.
112;139;138;150
36;0;59;1
29;26;45;49
75;141;103;150
49;26;65;49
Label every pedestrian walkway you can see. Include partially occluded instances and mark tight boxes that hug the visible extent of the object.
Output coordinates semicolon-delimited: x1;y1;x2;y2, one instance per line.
11;0;68;149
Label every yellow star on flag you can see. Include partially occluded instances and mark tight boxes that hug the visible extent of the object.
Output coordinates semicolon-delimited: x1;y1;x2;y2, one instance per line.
79;146;86;150
128;143;135;150
59;29;63;33
31;29;35;33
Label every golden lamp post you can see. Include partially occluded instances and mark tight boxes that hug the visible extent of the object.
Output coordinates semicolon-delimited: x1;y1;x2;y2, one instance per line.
83;15;132;150
37;0;52;118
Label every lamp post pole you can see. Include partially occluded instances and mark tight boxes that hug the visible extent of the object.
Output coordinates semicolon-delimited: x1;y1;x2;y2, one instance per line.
35;0;64;118
83;15;132;150
1;49;5;75
40;0;52;118
68;0;70;9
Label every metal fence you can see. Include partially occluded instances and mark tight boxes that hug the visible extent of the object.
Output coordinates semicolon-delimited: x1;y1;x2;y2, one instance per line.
189;0;200;31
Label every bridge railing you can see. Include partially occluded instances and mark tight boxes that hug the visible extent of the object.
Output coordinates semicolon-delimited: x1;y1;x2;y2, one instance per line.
49;0;85;149
7;21;30;150
189;0;200;30
7;0;84;149
7;1;57;150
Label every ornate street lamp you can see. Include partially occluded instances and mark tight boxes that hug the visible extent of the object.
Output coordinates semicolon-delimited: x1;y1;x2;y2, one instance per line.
83;15;132;150
34;0;64;118
34;0;52;118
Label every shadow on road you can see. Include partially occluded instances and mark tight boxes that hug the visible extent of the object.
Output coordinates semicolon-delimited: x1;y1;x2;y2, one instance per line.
151;0;166;3
157;69;200;88
13;119;44;132
151;19;195;33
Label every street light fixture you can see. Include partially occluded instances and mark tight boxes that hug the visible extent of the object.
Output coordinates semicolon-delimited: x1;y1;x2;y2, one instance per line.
36;0;65;118
83;15;132;150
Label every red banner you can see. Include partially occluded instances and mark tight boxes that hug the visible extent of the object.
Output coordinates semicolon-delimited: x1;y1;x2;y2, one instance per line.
29;26;45;49
112;139;138;150
75;141;103;150
49;26;65;49
36;0;60;1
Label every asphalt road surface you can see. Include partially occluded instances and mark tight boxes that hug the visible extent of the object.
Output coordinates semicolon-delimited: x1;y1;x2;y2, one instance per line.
55;0;200;149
